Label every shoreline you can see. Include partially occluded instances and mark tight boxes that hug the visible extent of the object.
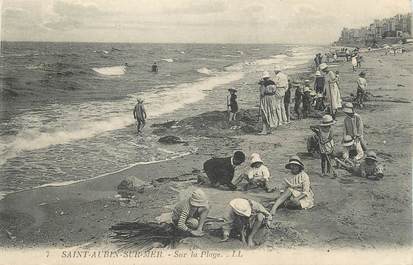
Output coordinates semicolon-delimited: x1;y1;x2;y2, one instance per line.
0;47;411;249
0;45;319;195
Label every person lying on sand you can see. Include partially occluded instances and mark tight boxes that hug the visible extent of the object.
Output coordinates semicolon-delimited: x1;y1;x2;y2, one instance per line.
221;198;272;248
335;151;384;180
172;189;210;237
133;98;147;134
232;153;272;192
200;151;246;190
270;156;314;215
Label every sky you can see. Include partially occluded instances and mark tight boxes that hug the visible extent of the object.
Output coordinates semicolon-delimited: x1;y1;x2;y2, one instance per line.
1;0;411;44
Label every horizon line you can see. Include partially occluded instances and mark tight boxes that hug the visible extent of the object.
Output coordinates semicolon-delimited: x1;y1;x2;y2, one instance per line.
0;39;331;46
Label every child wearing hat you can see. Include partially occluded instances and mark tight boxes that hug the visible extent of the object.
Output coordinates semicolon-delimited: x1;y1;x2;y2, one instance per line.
356;72;367;108
310;115;337;178
172;189;210;237
227;88;239;124
133;98;147;134
342;102;367;151
338;151;384;180
222;198;272;247
233;153;271;192
270;155;314;215
334;135;364;169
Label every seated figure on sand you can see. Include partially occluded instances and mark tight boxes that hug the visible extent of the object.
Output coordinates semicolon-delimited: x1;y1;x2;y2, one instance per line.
334;135;364;168
233;153;271;192
172;189;210;237
342;102;367;151
200;151;246;190
221;198;272;247
270;156;314;215
335;151;384;180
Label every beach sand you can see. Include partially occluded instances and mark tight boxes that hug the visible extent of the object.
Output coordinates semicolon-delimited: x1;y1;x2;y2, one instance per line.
0;49;412;250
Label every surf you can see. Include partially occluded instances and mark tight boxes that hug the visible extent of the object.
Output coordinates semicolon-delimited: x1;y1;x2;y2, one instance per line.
92;65;126;76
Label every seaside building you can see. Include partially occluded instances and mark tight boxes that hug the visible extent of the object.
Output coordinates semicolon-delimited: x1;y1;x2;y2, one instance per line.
336;13;412;46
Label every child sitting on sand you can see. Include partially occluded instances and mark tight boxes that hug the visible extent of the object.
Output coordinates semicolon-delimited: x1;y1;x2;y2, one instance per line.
133;98;147;134
270;156;314;215
227;88;239;127
172;189;210;237
222;198;272;247
233;153;271;192
334;135;364;168
310;115;336;178
335;151;384;180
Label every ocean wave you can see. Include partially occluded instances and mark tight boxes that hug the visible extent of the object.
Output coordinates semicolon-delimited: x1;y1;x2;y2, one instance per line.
255;54;289;66
222;54;241;58
197;67;213;75
223;63;244;71
0;71;244;164
92;65;126;76
162;58;174;63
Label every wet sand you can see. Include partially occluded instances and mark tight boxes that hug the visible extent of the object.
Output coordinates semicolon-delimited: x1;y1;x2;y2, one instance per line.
0;48;412;250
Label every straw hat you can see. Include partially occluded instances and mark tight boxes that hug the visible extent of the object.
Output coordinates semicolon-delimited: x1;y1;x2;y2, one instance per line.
342;135;355;147
319;63;328;70
229;198;251;217
285;155;304;170
262;71;270;79
274;65;282;72
342;102;354;114
228;87;238;92
304;79;310;83
250;153;263;165
320;114;335;126
365;151;378;162
189;189;209;207
315;71;321;76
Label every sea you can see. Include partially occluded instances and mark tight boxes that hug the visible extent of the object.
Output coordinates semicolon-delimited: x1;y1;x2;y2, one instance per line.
0;42;320;198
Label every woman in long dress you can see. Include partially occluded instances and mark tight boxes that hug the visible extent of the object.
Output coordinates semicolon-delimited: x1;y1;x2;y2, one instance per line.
259;72;278;134
320;63;341;120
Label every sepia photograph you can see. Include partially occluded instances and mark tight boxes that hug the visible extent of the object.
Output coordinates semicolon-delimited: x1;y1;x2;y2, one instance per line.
0;0;412;264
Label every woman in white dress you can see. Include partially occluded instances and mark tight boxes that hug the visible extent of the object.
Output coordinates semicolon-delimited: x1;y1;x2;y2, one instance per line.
320;63;342;120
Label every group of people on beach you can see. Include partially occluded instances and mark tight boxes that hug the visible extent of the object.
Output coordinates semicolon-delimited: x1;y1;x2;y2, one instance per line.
132;48;385;247
167;48;385;247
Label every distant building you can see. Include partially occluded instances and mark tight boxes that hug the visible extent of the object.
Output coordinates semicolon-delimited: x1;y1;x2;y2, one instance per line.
337;13;412;46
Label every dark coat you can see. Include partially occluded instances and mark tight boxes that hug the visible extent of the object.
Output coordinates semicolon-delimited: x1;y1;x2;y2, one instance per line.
203;157;235;188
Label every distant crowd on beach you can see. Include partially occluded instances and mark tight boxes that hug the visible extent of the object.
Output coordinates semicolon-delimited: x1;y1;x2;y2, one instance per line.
130;47;390;248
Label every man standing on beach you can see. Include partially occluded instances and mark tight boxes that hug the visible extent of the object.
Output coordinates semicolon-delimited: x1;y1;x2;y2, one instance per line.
274;65;289;124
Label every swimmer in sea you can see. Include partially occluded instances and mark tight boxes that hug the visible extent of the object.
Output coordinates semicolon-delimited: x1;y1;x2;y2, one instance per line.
151;62;158;73
133;98;147;134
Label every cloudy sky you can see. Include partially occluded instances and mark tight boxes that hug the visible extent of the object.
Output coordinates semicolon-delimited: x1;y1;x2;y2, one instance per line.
1;0;411;44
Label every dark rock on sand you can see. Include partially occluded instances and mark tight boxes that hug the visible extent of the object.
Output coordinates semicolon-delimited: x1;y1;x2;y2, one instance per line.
158;135;185;144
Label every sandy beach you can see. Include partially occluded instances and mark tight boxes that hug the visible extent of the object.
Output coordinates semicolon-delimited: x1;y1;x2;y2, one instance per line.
0;47;412;251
